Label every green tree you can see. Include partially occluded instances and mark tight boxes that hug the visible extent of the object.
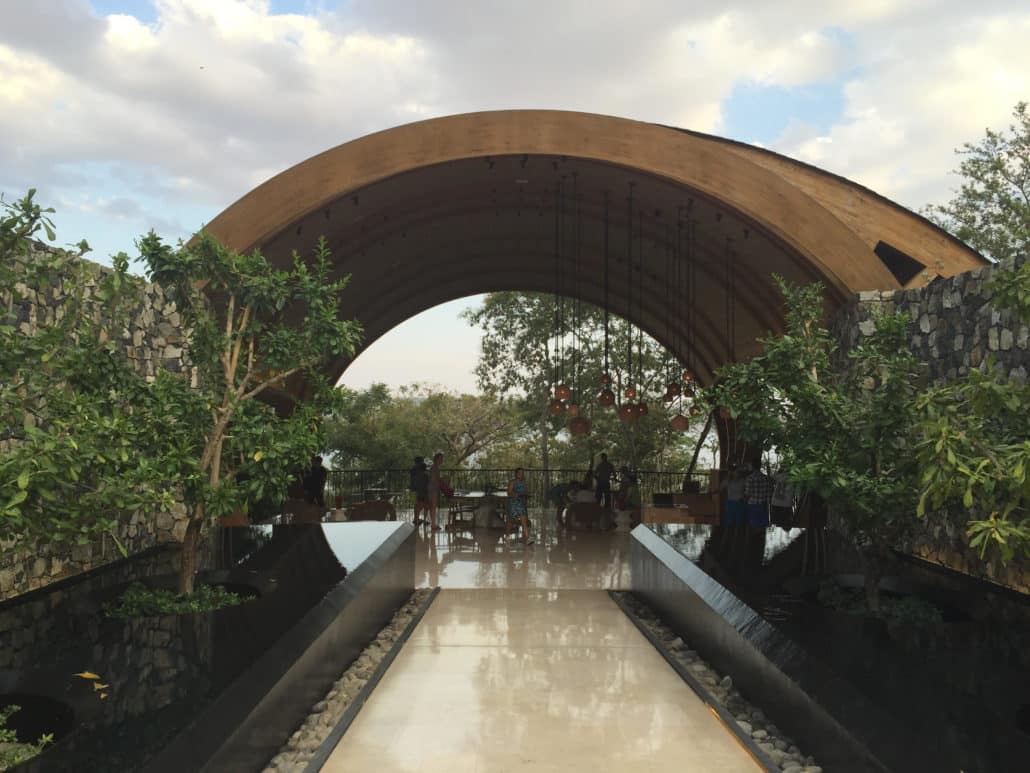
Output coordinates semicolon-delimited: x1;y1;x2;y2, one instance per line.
708;277;924;611
1;191;164;550
924;101;1030;262
463;292;701;474
137;232;361;593
916;260;1030;561
325;383;518;469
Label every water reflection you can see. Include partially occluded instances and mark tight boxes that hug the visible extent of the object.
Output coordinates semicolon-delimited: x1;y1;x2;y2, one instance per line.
413;509;632;590
0;522;401;771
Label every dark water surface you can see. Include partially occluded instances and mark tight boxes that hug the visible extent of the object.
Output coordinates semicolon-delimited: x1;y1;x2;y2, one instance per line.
0;522;404;771
643;523;1030;773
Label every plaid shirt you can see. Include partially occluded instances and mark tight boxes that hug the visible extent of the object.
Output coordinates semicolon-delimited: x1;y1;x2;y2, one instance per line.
744;470;774;505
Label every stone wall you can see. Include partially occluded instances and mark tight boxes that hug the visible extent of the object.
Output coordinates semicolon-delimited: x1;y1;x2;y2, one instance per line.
833;255;1028;385
832;255;1029;593
1;246;195;601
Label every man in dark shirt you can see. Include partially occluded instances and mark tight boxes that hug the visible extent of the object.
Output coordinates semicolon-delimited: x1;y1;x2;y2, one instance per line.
743;466;773;529
304;455;328;507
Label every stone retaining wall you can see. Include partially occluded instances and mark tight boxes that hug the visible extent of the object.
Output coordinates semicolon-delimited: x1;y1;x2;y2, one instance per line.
1;246;194;600
833;255;1028;385
831;255;1029;593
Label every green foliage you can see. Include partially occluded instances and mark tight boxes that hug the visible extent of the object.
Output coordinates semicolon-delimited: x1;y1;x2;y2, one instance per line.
136;231;362;592
0;703;53;770
2;192;361;594
1;191;166;547
708;276;924;607
924;101;1030;262
916;264;1030;561
103;582;250;618
463;292;707;471
815;580;943;625
325;383;518;469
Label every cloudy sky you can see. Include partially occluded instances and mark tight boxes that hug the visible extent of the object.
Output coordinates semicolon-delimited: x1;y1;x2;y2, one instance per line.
2;0;1028;391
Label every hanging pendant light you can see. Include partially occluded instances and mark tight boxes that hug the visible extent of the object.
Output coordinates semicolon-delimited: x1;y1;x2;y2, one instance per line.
617;403;636;422
597;386;615;406
624;385;637;400
671;413;690;432
548;398;566;416
555;383;572;401
567;403;580;417
568;415;591;435
637;401;649;417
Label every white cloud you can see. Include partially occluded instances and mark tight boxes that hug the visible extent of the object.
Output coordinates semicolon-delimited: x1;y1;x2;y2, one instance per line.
770;9;1030;209
0;0;1026;255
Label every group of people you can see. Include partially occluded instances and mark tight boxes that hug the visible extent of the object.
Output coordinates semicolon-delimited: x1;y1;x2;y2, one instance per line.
408;455;535;544
548;453;642;528
721;462;794;531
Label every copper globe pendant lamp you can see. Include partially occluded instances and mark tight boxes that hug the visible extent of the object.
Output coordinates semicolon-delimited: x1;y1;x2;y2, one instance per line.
670;412;691;432
568;415;591;435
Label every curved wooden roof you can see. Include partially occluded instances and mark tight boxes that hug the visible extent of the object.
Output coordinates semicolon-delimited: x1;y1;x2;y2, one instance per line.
204;110;987;386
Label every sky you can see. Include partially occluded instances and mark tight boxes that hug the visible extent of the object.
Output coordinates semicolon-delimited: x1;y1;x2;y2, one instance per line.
2;0;1028;393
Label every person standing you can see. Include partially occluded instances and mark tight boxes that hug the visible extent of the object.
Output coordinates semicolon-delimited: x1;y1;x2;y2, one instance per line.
409;457;430;527
594;453;614;509
506;467;533;545
743;464;774;529
304;455;328;507
427;452;444;532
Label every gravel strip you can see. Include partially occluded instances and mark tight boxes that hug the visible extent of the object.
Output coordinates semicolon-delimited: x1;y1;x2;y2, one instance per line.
614;591;825;773
263;589;435;772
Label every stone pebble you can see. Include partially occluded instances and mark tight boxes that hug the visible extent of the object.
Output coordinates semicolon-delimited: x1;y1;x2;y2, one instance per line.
614;592;826;773
261;589;434;772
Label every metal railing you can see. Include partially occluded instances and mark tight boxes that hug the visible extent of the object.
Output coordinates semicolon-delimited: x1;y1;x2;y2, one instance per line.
325;467;713;507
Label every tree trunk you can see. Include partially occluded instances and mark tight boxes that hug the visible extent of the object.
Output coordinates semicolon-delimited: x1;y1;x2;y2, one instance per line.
685;410;715;481
178;517;203;595
539;405;551;491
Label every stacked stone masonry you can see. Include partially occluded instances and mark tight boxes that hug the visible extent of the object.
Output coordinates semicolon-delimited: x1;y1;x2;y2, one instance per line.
1;245;195;600
831;255;1029;593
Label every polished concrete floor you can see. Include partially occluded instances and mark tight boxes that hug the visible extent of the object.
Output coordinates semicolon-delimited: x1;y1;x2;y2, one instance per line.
321;515;758;771
414;510;633;590
322;589;758;772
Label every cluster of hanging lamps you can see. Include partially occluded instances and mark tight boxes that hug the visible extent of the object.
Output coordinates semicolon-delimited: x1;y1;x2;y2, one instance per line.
545;173;592;435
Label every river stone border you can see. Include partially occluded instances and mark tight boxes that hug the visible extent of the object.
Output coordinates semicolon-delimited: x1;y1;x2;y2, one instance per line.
262;587;438;772
611;591;825;773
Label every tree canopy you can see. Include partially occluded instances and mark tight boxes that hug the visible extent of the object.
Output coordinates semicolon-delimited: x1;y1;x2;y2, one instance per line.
925;101;1030;262
1;191;164;550
463;291;708;473
136;232;361;592
325;383;519;470
708;277;925;610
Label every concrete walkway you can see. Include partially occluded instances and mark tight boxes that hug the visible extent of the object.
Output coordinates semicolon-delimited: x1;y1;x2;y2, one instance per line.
321;519;759;772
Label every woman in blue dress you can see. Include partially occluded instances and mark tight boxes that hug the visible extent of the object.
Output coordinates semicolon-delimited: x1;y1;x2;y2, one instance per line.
506;467;533;544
